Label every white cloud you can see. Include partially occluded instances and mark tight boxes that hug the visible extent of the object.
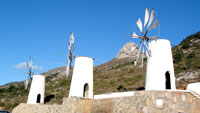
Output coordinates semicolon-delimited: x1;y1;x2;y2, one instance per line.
14;62;43;70
13;62;27;69
32;65;43;70
49;62;64;65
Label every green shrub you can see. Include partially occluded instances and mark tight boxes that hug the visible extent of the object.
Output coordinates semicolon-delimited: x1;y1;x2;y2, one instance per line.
174;49;184;63
192;57;200;69
117;85;127;91
59;79;67;87
181;31;200;49
46;73;59;82
0;102;5;106
7;85;15;92
187;52;196;59
181;41;190;49
109;80;115;85
0;88;5;94
115;62;132;69
12;102;19;107
174;66;183;73
186;59;192;69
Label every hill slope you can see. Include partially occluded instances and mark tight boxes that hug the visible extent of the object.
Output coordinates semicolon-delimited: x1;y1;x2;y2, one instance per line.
173;31;200;87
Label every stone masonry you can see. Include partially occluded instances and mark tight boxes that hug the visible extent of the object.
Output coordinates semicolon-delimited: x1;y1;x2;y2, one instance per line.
12;91;200;113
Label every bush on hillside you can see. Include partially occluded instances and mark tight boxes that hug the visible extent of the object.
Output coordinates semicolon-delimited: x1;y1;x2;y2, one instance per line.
181;31;200;49
181;41;190;49
174;49;184;63
187;52;196;59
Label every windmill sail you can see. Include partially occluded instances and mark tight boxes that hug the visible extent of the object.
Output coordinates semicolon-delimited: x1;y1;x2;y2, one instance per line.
147;10;155;29
144;8;150;27
136;18;143;32
66;56;72;77
129;8;159;68
148;18;159;31
149;36;158;40
24;57;34;90
140;47;144;68
24;78;29;90
66;32;75;78
132;32;140;38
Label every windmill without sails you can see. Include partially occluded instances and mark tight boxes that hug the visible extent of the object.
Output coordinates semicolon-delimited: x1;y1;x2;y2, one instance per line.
66;32;75;78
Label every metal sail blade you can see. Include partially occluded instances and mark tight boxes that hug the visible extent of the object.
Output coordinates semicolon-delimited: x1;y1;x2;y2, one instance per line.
70;32;74;45
69;32;74;50
135;41;143;66
24;79;29;90
66;46;73;78
148;36;158;40
132;32;140;38
140;47;144;68
28;57;33;70
66;58;71;78
147;10;155;29
66;32;75;78
148;18;159;31
136;18;143;33
143;41;151;57
66;51;73;77
26;61;29;68
131;47;136;52
144;8;150;27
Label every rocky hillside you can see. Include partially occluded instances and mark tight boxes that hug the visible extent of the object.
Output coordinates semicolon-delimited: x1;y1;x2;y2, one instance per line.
172;32;200;88
0;31;200;112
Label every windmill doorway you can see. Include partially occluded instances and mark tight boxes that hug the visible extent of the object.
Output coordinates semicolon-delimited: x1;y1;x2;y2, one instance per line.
165;71;171;89
83;83;89;98
36;94;41;103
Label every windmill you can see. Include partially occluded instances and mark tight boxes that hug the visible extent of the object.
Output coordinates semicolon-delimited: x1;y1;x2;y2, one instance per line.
129;8;159;68
66;32;75;78
24;57;34;90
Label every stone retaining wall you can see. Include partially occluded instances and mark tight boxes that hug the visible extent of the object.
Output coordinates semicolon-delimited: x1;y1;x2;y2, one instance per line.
12;104;63;113
13;91;200;113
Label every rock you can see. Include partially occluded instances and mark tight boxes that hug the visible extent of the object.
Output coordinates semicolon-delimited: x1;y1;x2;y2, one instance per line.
0;106;4;110
176;71;199;81
116;42;139;59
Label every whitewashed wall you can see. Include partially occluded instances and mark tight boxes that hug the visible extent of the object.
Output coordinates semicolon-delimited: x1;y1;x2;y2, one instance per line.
94;91;135;99
186;82;200;94
27;75;45;104
69;56;94;98
145;39;176;90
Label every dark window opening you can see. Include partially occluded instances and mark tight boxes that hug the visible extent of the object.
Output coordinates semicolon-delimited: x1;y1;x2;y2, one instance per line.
36;94;41;103
44;94;55;103
83;83;89;97
165;71;171;89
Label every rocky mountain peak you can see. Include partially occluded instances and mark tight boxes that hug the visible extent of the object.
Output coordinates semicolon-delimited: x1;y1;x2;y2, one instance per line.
115;42;139;59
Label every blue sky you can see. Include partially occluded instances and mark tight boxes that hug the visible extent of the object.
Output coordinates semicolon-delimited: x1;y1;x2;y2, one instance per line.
0;0;200;85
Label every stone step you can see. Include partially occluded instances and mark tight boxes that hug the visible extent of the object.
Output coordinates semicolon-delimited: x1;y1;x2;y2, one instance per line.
190;91;200;99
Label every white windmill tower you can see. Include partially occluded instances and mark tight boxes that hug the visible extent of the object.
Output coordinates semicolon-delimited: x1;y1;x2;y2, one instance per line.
26;57;45;104
130;8;176;90
66;33;94;98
